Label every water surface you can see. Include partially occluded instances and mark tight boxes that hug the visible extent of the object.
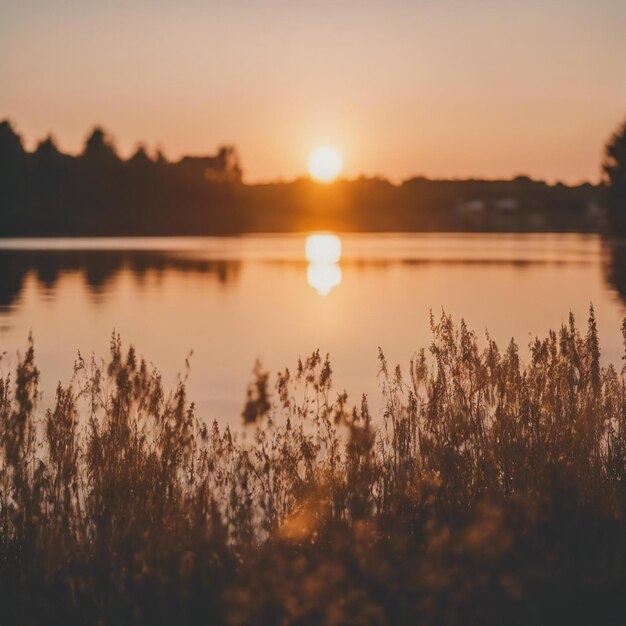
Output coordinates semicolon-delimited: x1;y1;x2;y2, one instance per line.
0;233;624;423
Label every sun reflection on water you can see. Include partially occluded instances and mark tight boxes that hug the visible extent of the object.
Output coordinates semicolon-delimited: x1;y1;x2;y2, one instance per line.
305;233;342;296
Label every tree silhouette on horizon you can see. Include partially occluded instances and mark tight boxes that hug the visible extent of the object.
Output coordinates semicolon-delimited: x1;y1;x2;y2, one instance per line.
83;126;120;164
0;118;605;237
603;117;626;232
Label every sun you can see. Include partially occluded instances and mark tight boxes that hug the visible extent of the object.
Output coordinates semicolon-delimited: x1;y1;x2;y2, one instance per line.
307;146;343;183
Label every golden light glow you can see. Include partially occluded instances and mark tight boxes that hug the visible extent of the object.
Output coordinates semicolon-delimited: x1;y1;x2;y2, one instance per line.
307;146;343;183
307;263;342;296
305;233;342;264
305;233;342;296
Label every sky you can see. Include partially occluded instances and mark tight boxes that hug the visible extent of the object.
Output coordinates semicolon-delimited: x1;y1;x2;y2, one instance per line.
1;0;625;183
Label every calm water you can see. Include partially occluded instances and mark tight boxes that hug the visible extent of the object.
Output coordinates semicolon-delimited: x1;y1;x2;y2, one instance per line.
1;233;625;424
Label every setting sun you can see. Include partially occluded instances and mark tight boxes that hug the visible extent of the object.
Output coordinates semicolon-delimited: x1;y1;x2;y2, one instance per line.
307;146;343;183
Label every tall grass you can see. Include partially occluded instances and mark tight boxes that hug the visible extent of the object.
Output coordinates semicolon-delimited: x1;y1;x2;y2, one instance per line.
2;308;626;624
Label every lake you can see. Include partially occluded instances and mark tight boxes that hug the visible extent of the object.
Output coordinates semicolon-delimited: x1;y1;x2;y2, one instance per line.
1;233;625;425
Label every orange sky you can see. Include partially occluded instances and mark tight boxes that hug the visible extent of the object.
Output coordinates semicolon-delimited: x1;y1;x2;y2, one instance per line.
1;1;625;184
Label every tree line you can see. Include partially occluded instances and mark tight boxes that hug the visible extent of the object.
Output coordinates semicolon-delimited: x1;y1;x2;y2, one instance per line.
0;122;243;236
1;118;625;236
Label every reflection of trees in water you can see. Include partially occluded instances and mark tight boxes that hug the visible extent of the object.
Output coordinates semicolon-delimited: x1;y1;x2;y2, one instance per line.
602;239;626;304
0;251;241;308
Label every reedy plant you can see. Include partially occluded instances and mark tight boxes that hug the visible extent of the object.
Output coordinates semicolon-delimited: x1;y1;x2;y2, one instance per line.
1;308;626;624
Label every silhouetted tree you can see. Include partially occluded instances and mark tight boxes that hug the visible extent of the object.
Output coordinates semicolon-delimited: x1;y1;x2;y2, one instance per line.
127;144;153;168
83;126;120;164
0;120;25;160
0;121;28;218
603;118;626;232
34;135;61;163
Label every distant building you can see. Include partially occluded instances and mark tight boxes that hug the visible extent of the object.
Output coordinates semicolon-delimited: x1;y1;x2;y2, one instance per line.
585;201;603;220
528;213;547;230
585;201;605;228
176;146;242;182
457;199;486;215
493;197;520;212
